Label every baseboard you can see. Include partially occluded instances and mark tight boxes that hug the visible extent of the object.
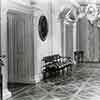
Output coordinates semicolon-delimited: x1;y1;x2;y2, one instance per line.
8;79;35;84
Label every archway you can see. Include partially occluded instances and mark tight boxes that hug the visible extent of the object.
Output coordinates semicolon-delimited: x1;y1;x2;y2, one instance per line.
58;6;77;63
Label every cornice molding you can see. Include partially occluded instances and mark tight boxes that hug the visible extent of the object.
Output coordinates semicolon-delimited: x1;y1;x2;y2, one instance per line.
79;2;100;6
8;0;33;14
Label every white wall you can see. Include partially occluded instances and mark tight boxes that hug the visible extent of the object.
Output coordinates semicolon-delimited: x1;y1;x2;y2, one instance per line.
78;17;89;60
8;0;31;6
33;0;74;82
51;0;73;55
33;1;53;82
6;0;79;82
33;0;78;82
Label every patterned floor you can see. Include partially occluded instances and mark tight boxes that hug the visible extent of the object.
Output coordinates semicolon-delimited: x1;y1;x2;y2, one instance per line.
8;63;100;100
8;83;32;96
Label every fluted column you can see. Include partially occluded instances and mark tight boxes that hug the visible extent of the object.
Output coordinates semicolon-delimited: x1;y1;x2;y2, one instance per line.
1;0;12;99
60;19;64;56
73;22;77;64
63;22;67;57
94;26;99;61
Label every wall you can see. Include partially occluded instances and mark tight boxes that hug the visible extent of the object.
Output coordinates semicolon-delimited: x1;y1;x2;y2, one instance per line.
33;1;53;82
78;10;100;62
33;0;71;82
6;0;53;83
87;22;100;61
33;0;77;82
4;0;100;84
9;0;31;6
7;0;35;83
51;0;74;55
6;0;87;83
78;17;89;60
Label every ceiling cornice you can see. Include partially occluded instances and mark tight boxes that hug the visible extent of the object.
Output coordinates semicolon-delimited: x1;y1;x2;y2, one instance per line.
79;1;100;6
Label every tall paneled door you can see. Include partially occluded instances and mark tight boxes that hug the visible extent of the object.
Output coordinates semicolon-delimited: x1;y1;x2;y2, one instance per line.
7;11;34;83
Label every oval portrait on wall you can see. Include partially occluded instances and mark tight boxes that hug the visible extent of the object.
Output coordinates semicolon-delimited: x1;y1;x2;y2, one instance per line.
38;15;48;41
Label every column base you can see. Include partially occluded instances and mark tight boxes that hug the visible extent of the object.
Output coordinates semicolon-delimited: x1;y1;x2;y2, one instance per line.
93;58;99;62
73;60;76;64
34;73;42;83
3;89;12;100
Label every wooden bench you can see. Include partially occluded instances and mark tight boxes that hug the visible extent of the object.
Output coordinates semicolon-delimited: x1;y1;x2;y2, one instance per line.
41;54;73;79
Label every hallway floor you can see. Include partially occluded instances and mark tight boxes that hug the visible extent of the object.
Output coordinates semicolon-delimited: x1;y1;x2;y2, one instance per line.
8;63;100;100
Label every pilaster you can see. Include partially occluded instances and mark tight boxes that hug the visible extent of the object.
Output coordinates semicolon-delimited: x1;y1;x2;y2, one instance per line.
73;22;77;64
94;26;99;61
1;0;12;99
60;19;64;56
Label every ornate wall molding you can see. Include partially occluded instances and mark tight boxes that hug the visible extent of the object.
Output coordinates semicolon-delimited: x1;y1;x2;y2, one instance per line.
78;4;100;26
8;0;33;14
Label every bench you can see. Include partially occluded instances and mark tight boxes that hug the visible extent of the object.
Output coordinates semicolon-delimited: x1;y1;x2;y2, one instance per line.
41;54;73;79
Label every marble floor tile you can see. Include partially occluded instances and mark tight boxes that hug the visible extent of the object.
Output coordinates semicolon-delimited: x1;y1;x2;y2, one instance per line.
51;87;70;98
83;85;100;95
61;85;78;95
8;64;100;100
41;95;57;100
72;97;81;100
88;81;100;88
26;87;46;99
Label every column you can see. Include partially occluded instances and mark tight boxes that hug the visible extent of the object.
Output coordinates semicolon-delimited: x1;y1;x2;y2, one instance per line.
63;22;66;57
76;20;79;51
60;19;64;56
73;22;77;64
94;26;99;61
85;18;89;61
1;0;12;99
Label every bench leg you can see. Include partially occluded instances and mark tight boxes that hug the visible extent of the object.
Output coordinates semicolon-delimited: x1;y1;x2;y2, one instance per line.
70;65;72;71
62;69;65;77
43;72;46;80
67;67;69;73
63;68;66;79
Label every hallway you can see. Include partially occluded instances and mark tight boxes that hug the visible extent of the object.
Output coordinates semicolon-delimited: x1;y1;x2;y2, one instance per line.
2;0;100;99
8;63;100;100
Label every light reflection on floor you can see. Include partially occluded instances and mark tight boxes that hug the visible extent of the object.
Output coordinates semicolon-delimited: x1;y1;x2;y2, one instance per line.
8;64;100;100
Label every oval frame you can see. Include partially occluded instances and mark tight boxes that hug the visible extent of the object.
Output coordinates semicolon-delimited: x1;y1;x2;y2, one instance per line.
38;15;48;41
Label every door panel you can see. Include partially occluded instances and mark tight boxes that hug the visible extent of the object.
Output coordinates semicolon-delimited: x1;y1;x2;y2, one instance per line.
7;11;34;83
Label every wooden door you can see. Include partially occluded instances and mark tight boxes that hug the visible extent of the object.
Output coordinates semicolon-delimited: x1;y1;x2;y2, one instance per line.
7;11;34;83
